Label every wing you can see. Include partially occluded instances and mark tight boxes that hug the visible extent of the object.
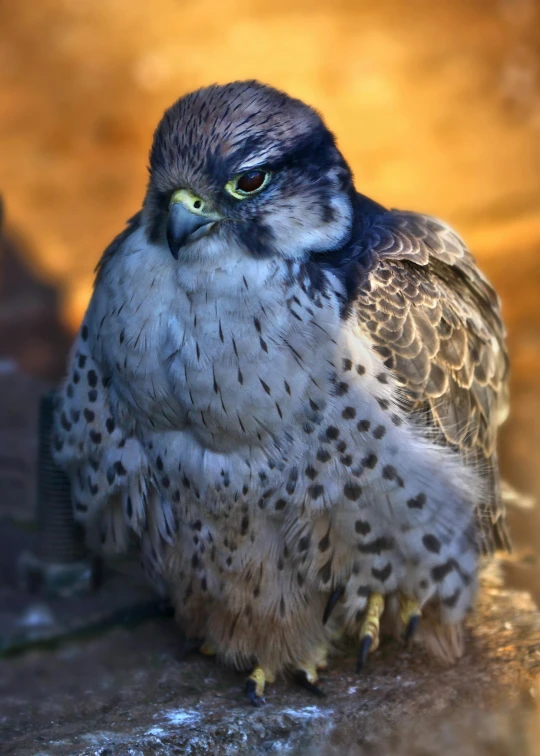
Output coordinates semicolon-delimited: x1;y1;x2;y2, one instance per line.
354;209;510;553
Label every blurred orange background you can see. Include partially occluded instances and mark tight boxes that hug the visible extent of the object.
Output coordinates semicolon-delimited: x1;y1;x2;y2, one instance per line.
0;0;539;523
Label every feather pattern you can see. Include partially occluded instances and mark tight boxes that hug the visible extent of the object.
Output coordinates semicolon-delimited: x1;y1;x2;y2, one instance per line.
353;210;510;552
51;81;511;684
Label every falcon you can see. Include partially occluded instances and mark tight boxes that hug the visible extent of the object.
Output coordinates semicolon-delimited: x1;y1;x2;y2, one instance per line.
53;81;510;705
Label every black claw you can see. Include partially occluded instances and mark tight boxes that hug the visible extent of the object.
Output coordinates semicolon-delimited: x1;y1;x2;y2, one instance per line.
357;635;372;672
246;679;266;707
323;586;345;625
404;614;420;644
294;670;326;698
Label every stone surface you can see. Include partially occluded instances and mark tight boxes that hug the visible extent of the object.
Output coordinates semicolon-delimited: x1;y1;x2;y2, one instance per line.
1;569;539;756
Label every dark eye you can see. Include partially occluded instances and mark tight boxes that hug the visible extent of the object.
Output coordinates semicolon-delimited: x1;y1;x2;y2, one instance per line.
237;171;267;193
225;169;271;198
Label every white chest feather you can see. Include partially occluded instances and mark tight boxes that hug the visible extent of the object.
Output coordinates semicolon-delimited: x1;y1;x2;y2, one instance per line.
90;231;359;498
94;229;340;436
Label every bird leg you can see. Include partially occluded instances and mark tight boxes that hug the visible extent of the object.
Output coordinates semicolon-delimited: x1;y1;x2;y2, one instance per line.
312;642;329;672
357;592;385;671
399;594;422;643
245;666;275;707
294;643;329;697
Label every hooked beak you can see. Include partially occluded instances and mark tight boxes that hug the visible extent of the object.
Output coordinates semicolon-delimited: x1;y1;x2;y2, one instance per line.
167;189;222;260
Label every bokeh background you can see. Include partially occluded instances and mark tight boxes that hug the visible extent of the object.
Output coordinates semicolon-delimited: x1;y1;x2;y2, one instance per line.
2;0;539;516
1;2;540;751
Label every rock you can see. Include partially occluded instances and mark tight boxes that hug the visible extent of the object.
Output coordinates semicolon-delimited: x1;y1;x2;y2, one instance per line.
0;361;46;524
1;570;539;755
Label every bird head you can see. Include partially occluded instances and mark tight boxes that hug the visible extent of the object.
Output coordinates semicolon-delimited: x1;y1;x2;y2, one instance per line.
143;81;355;265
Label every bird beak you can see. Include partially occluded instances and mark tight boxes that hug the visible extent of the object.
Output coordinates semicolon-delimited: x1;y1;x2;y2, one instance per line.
167;189;222;260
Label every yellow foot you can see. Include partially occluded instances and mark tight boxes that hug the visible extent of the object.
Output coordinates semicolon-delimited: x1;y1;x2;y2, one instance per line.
295;643;329;697
399;595;422;643
357;592;385;671
199;641;217;656
246;666;275;707
312;642;329;672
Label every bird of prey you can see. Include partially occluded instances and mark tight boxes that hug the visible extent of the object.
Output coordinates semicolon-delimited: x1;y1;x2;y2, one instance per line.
53;81;510;705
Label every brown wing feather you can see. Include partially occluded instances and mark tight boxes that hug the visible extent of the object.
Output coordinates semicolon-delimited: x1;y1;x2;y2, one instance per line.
355;210;510;553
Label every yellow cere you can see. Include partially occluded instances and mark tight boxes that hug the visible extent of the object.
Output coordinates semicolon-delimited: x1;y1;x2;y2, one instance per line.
169;189;210;216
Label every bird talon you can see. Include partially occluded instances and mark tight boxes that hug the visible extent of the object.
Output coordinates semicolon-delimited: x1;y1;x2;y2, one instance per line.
399;594;422;644
357;592;384;671
357;633;372;672
246;666;269;707
294;669;326;697
404;613;420;644
245;679;266;707
312;642;329;671
295;642;329;692
323;586;344;625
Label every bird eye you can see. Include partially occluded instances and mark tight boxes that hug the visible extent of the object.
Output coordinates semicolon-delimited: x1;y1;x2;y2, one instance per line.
225;170;271;199
236;171;267;193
